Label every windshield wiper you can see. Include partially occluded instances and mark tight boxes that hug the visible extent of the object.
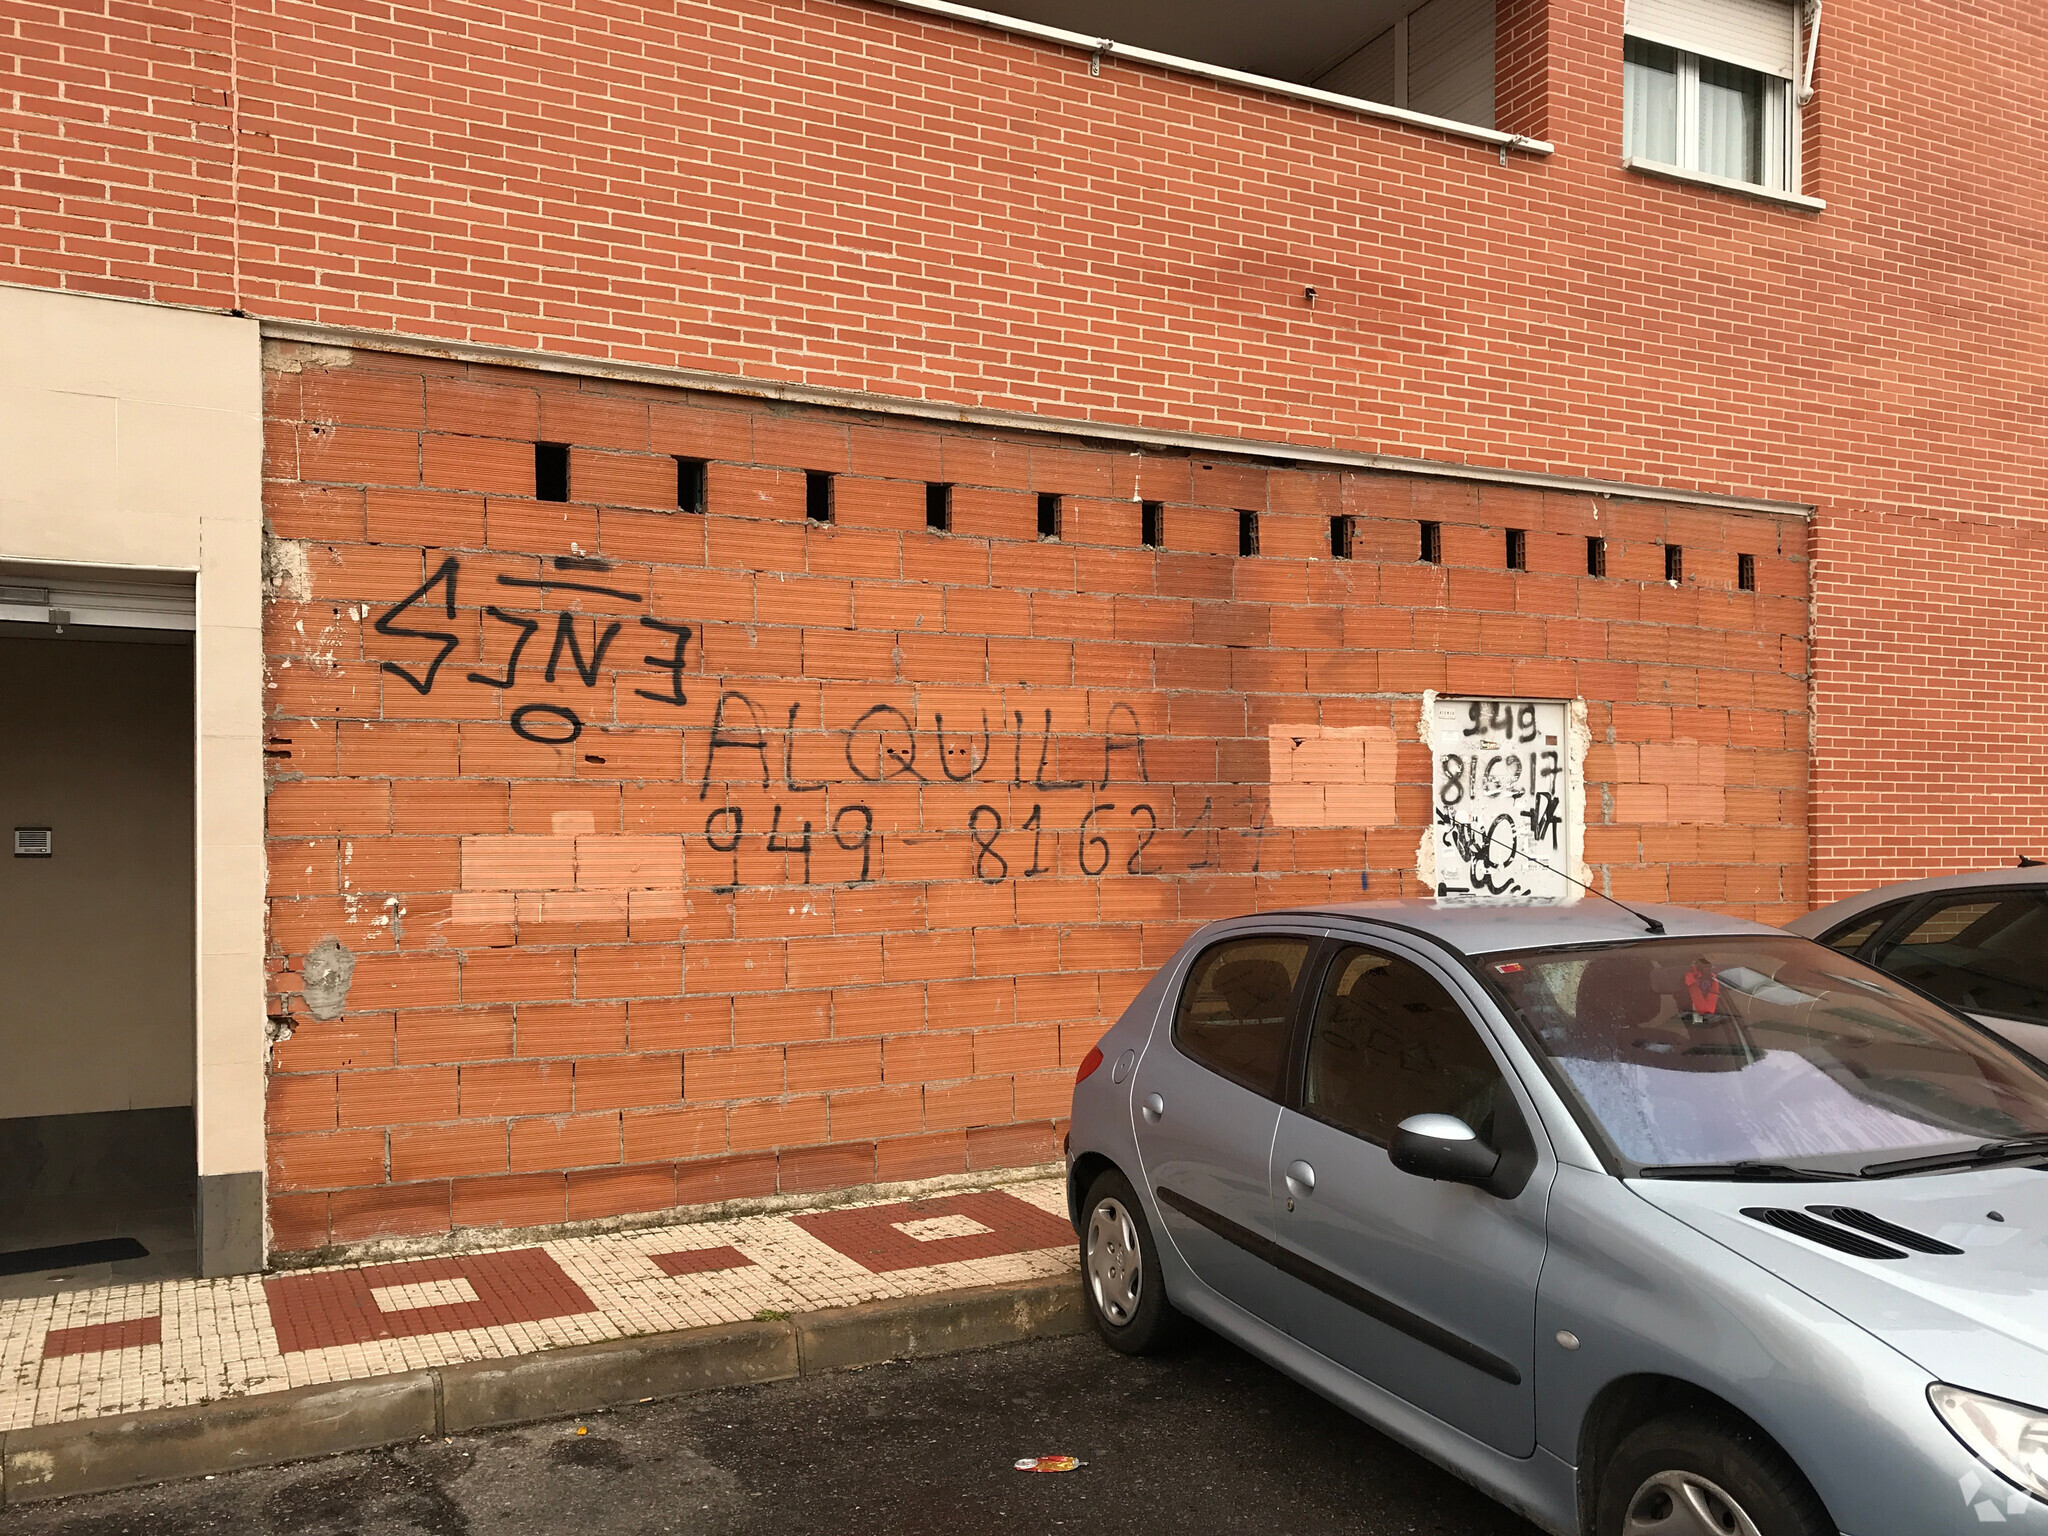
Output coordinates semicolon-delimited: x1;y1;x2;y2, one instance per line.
1636;1160;1853;1182
1859;1135;2048;1179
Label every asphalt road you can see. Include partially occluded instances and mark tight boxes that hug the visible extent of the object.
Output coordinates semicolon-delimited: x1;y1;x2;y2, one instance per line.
0;1329;1545;1536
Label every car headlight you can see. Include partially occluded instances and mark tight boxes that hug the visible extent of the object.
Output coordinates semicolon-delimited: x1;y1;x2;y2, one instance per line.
1930;1384;2048;1503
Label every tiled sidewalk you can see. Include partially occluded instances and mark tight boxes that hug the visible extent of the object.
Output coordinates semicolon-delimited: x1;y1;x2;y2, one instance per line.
1;1176;1076;1433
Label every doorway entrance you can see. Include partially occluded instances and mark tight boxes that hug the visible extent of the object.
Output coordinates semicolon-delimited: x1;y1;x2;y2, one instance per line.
0;576;198;1293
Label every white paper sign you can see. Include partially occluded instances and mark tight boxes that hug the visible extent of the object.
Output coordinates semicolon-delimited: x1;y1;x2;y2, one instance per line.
1427;697;1577;900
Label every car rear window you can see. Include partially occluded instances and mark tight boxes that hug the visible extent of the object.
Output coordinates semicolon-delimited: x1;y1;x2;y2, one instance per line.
1172;935;1310;1100
1817;901;1907;954
1872;891;2048;1026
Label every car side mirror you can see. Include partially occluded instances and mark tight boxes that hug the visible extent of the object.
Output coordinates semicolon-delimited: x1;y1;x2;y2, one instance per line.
1389;1114;1502;1188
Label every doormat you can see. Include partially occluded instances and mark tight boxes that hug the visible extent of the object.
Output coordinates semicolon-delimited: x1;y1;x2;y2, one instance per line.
0;1237;148;1277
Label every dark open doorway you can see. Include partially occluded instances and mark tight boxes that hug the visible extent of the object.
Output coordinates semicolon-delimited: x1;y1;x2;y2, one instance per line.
0;624;197;1293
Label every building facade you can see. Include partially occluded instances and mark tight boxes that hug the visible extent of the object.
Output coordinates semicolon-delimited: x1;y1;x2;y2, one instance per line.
0;0;2037;1271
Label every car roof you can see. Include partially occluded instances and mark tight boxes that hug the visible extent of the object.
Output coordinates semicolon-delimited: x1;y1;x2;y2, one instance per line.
1259;897;1782;958
1785;866;2048;938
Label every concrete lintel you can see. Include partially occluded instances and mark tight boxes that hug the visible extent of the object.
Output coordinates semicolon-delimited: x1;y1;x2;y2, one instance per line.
258;320;1816;519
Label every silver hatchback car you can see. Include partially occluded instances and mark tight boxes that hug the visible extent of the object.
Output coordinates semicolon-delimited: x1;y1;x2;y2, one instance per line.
1065;900;2048;1536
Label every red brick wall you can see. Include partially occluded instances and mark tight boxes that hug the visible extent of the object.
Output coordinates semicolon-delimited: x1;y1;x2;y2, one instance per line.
1812;509;2048;893
258;345;1809;1252
6;0;2039;898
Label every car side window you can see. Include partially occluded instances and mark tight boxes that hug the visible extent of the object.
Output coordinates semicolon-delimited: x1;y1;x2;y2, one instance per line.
1818;901;1908;955
1870;892;2048;1026
1172;935;1311;1099
1303;944;1508;1147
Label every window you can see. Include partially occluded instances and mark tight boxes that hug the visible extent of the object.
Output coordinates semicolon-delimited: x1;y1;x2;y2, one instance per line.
1419;520;1441;564
1622;0;1800;197
1141;501;1164;548
1173;935;1311;1099
1665;543;1684;583
1738;552;1756;591
926;482;952;533
1303;945;1508;1147
907;0;1505;136
1330;515;1353;560
1871;893;2048;1027
1238;510;1260;558
1817;902;1907;955
1587;536;1607;577
676;457;707;514
1505;528;1526;571
535;442;570;503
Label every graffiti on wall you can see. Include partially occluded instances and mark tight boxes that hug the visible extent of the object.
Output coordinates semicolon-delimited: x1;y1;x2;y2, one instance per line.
368;555;1285;889
1423;696;1583;901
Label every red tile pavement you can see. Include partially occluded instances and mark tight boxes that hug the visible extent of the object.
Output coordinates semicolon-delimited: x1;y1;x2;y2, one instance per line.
649;1244;755;1277
42;1316;162;1360
263;1247;596;1354
791;1191;1074;1274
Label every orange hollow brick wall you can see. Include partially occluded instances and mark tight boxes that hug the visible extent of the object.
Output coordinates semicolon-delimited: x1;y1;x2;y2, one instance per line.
258;345;1811;1254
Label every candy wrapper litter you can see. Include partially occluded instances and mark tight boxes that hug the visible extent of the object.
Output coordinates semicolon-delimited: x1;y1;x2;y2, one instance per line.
1013;1455;1084;1472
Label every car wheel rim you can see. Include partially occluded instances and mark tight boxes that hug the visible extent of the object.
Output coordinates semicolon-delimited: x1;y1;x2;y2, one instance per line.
1086;1198;1143;1327
1621;1470;1765;1536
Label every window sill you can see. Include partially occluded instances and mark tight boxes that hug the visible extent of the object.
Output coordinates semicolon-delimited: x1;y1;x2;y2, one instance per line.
1623;157;1825;211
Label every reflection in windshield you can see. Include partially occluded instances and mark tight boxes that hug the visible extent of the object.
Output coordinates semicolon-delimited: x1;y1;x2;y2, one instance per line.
1487;937;2048;1167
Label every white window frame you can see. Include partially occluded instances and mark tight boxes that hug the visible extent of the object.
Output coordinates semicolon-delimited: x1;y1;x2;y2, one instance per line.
1623;33;1822;210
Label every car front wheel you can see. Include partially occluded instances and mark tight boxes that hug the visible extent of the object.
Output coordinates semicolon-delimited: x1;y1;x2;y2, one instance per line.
1596;1412;1833;1536
1080;1169;1185;1354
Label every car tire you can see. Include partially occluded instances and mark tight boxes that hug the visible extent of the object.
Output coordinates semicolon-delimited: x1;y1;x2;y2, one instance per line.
1595;1411;1833;1536
1080;1169;1186;1355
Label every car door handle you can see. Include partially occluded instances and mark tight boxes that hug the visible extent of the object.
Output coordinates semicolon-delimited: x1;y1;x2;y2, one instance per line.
1141;1093;1165;1122
1284;1159;1316;1198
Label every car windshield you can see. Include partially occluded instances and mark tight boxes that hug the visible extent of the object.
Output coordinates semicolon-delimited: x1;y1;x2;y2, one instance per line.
1484;936;2048;1169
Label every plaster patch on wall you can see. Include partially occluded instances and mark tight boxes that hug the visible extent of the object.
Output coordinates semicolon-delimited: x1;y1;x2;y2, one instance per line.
261;525;311;602
300;937;356;1021
262;339;355;374
1266;725;1399;827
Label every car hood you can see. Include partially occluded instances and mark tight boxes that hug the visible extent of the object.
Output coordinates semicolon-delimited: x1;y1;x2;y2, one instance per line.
1633;1166;2048;1405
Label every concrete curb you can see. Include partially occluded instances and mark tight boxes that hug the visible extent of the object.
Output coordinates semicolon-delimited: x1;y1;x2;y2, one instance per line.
0;1274;1086;1507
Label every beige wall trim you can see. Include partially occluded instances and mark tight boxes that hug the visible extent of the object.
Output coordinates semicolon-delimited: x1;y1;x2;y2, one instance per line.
260;318;1815;519
0;285;267;1275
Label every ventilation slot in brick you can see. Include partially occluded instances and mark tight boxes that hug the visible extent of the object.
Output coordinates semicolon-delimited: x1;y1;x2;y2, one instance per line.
1665;543;1684;583
1238;510;1259;557
1419;520;1441;564
927;482;952;533
806;471;834;523
535;442;570;503
1738;552;1756;591
1141;501;1163;548
676;457;706;514
1037;493;1062;541
1587;536;1606;577
1330;516;1353;559
1506;528;1527;571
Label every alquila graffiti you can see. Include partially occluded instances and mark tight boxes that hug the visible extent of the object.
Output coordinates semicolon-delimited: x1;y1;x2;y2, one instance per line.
372;556;1275;889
